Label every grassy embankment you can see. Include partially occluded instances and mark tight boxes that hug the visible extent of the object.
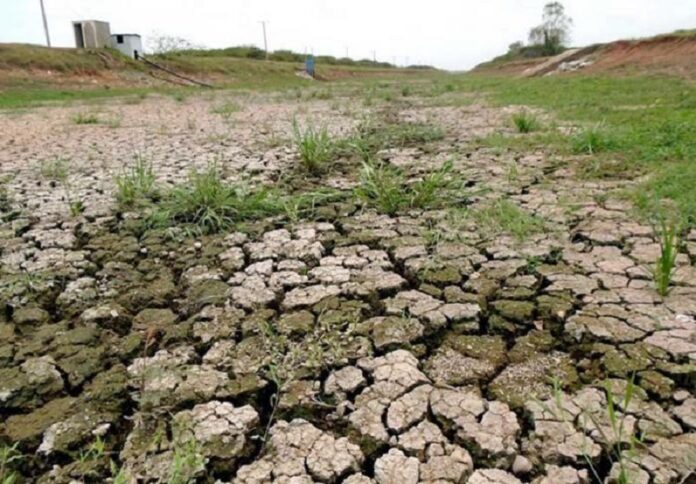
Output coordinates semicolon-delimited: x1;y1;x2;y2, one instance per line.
453;74;696;227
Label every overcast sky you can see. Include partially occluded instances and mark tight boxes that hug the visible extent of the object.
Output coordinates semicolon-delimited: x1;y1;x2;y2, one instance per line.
2;0;695;70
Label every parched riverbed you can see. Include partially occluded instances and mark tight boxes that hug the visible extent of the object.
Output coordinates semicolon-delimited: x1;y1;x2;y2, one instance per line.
0;85;694;483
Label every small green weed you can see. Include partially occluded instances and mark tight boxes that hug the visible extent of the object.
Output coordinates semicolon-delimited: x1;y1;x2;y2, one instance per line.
115;156;157;206
168;438;205;484
40;158;70;181
512;110;541;133
652;215;681;297
292;119;334;175
72;112;100;125
212;101;241;119
0;443;22;484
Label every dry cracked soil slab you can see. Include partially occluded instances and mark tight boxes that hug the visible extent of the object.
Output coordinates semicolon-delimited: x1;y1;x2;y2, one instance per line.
0;86;695;483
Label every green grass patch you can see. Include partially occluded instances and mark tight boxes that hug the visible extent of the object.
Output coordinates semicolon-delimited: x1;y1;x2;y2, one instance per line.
72;112;100;125
292;120;335;175
355;160;456;215
453;74;696;226
512;111;541;133
115;157;158;207
465;198;546;240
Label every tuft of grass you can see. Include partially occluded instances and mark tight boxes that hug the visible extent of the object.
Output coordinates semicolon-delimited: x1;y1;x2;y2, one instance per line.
168;438;205;484
467;199;546;240
292;119;334;175
72;112;100;125
354;161;407;215
159;165;281;234
355;160;455;215
652;215;681;297
211;101;241;119
0;443;22;484
571;123;617;155
512;110;541;133
115;156;158;207
39;158;70;181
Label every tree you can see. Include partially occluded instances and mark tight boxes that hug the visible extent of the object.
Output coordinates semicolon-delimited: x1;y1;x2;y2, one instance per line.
147;33;198;55
528;2;572;56
508;41;524;54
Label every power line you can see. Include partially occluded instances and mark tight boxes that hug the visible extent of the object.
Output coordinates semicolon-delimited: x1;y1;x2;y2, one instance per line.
39;0;51;46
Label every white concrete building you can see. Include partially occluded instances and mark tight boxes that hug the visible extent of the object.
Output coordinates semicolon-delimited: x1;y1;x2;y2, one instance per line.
73;20;112;49
111;34;143;59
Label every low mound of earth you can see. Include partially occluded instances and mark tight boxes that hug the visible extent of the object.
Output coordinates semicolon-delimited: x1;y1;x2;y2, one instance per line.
0;83;694;483
474;32;696;78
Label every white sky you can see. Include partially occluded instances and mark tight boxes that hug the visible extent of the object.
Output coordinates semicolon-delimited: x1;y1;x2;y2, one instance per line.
2;0;695;70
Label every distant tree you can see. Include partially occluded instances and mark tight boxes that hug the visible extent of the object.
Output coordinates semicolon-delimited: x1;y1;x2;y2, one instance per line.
508;41;524;54
147;33;197;55
528;2;572;56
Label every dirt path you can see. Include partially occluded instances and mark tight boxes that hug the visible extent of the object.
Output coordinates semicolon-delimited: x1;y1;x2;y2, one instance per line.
0;87;694;483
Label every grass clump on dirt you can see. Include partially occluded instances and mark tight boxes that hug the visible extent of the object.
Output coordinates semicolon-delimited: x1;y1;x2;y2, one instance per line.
211;101;241;119
571;123;618;155
39;158;70;181
512;110;541;133
355;159;455;215
115;156;158;206
72;112;100;125
159;165;281;234
466;199;546;240
650;211;682;297
292;120;335;175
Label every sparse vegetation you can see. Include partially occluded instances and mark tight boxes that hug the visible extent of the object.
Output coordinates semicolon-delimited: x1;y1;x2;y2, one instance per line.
652;213;681;297
292;119;335;175
160;165;280;234
39;158;70;181
572;123;616;154
72;112;100;125
466;199;546;240
115;156;158;206
355;159;455;215
212;101;241;119
512;110;541;133
0;443;21;484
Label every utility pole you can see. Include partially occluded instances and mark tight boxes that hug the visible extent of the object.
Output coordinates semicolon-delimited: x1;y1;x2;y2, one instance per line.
260;21;268;59
372;50;376;62
39;0;51;47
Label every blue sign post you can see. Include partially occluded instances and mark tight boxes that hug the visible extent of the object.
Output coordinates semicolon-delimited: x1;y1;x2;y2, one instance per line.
305;56;315;77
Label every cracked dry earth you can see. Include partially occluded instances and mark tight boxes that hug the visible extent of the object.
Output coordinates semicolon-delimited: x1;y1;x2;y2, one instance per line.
1;88;695;484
